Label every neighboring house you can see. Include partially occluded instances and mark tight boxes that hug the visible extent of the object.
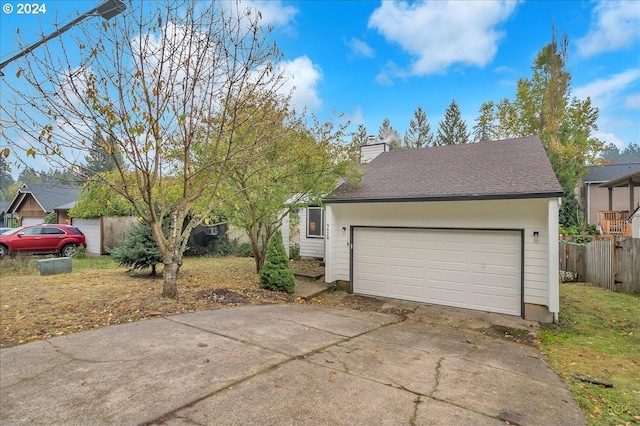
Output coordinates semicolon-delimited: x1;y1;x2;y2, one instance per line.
323;135;563;323
596;170;640;236
5;183;80;226
0;201;9;227
577;163;640;232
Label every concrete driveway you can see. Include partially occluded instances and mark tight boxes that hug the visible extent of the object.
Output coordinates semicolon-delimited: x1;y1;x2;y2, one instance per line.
0;302;586;425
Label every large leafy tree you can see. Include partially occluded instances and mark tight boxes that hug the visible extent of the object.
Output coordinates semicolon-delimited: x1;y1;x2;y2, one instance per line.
403;105;433;149
1;0;286;298
495;31;602;193
215;94;358;273
378;118;403;150
436;100;470;145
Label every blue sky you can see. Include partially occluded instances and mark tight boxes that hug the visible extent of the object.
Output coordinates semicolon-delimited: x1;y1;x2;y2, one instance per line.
1;0;639;178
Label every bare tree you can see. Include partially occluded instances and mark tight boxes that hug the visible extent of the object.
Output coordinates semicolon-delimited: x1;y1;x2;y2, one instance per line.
0;0;287;298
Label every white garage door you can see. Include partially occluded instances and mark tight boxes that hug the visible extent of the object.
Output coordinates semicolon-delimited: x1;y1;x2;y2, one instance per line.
22;217;44;226
353;228;522;316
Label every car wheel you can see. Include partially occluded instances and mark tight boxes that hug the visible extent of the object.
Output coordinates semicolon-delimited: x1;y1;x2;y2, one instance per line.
0;245;7;257
60;244;77;257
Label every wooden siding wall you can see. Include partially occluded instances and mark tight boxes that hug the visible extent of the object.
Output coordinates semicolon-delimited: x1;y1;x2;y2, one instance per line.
560;236;640;293
102;216;137;253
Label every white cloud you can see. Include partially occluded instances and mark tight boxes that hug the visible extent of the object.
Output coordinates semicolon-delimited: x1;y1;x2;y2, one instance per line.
277;56;322;111
345;37;375;58
347;106;365;127
573;69;640;110
624;93;640;109
576;1;640;58
368;1;517;77
234;1;297;27
595;132;625;150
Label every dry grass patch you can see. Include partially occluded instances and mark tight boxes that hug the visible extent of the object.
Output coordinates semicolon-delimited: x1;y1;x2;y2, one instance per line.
1;256;302;348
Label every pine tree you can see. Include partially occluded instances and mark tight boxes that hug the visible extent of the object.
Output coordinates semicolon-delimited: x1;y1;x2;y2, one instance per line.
0;156;14;201
351;124;368;146
472;101;498;142
404;106;433;149
436;100;470;145
82;129;123;179
111;220;164;276
378;118;402;150
259;230;295;293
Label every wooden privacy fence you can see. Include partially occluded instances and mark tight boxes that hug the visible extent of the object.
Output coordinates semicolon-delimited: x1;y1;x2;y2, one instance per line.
559;236;640;294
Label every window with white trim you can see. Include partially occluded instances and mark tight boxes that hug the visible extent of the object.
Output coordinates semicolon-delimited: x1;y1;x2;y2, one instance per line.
307;207;324;238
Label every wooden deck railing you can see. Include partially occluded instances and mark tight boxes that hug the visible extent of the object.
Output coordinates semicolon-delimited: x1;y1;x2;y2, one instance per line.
597;211;632;236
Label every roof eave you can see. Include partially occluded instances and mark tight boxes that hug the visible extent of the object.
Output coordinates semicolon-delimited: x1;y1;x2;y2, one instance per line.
324;191;564;204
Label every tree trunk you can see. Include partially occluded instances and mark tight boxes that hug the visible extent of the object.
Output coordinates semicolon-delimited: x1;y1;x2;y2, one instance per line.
254;250;267;274
162;249;182;298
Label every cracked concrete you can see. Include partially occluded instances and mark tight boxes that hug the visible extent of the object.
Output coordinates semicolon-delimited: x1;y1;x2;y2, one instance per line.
0;303;585;426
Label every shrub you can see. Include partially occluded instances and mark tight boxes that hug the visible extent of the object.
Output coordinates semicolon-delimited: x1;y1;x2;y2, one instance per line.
110;220;164;275
289;243;300;260
73;245;87;259
238;242;253;257
259;230;295;293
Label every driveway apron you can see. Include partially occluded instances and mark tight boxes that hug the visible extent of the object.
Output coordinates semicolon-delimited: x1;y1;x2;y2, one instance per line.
0;303;586;425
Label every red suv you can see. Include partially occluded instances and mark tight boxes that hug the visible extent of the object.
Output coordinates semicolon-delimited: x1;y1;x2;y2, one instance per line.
0;224;86;257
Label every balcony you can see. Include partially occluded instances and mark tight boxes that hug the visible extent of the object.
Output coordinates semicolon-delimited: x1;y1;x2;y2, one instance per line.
597;211;632;236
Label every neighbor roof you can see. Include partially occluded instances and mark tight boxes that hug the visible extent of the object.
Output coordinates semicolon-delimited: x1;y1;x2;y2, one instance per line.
7;182;81;213
324;136;563;203
583;163;640;183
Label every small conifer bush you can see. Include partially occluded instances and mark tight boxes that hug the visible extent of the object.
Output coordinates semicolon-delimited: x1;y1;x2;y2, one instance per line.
259;230;295;293
111;220;164;275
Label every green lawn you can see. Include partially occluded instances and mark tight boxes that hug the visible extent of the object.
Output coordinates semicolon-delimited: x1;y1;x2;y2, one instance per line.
540;283;640;426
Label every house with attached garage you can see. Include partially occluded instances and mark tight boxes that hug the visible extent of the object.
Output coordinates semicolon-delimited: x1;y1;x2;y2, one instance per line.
322;135;563;323
5;182;80;226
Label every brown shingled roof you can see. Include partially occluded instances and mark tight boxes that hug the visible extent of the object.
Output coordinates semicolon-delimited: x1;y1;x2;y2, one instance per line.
324;136;563;203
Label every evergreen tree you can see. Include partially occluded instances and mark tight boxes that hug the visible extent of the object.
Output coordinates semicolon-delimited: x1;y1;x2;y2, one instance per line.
351;124;368;147
17;167;41;184
472;101;498;142
559;191;580;229
82;129;122;179
436;100;470;145
0;156;14;201
404;106;433;149
378;118;402;150
259;230;295;293
601;142;640;164
111;220;164;276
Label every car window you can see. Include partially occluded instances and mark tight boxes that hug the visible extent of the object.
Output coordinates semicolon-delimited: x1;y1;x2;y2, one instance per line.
42;227;65;235
21;227;43;235
66;227;84;235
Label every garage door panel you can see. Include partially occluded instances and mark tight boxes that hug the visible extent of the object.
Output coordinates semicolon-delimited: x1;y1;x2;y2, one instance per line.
353;228;521;316
389;265;423;279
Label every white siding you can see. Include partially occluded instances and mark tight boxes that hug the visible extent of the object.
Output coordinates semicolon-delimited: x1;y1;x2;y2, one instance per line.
281;212;290;258
72;218;102;255
299;207;325;259
324;198;557;314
